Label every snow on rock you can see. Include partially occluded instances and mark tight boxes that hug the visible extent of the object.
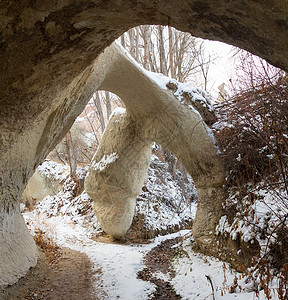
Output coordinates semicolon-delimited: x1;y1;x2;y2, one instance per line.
144;68;214;118
145;69;208;102
90;153;119;172
37;160;69;183
117;41;215;125
109;107;126;119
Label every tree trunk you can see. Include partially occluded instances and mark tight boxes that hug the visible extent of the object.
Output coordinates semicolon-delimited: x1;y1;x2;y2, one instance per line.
65;131;77;179
178;34;187;82
128;29;135;59
158;25;168;76
135;27;139;62
142;25;149;70
105;91;112;119
93;92;106;133
168;26;174;78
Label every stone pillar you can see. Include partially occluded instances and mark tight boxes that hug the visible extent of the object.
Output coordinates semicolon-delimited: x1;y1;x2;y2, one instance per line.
85;109;152;238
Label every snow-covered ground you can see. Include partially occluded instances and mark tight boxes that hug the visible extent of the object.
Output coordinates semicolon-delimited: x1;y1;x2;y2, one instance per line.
171;235;280;300
23;209;276;300
22;159;284;299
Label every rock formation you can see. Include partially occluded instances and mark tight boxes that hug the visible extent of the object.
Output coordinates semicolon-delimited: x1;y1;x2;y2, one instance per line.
85;43;224;249
22;169;61;207
85;109;153;238
0;0;287;287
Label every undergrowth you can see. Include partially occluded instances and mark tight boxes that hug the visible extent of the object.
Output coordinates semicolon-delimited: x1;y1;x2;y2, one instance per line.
214;74;288;298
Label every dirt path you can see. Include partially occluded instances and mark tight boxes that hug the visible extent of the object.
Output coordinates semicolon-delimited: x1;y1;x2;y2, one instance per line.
1;247;99;300
138;237;183;299
1;233;186;300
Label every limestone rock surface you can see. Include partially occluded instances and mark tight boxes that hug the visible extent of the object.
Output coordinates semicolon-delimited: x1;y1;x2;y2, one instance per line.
0;202;38;287
22;169;61;206
85;110;152;238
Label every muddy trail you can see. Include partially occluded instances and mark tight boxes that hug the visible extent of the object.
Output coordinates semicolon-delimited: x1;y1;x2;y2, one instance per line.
0;238;181;300
0;247;100;300
1;235;183;300
138;237;184;300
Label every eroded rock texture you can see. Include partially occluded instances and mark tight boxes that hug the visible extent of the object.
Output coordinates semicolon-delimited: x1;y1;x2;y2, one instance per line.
0;202;38;287
85;109;153;238
0;0;287;287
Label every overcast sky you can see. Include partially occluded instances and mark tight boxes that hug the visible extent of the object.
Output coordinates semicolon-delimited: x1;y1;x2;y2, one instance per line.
198;39;236;100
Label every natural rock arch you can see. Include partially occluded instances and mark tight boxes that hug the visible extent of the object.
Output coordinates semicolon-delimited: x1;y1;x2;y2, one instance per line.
0;0;287;287
84;44;224;247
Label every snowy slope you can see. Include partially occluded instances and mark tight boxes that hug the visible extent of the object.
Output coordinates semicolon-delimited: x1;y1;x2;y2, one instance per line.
27;153;196;238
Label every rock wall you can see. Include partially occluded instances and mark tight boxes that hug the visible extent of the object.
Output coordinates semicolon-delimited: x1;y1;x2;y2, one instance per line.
1;1;287;157
0;0;287;287
0;202;38;287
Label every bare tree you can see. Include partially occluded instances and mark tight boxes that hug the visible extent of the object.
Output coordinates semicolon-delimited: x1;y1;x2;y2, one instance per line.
105;91;112;119
122;25;213;88
158;25;168;76
168;26;174;78
135;27;140;62
65;131;77;178
229;49;286;94
196;43;212;91
140;25;150;70
93;92;105;133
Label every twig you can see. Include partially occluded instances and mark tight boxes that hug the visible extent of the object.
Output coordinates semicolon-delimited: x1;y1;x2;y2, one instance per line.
205;275;216;300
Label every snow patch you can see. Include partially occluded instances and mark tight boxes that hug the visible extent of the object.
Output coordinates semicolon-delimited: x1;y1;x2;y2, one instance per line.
144;68;211;116
37;160;69;182
136;153;197;233
91;153;119;172
109;107;126;120
170;232;280;300
216;186;288;255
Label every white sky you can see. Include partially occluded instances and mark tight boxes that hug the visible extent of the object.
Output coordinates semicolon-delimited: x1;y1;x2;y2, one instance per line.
198;39;236;100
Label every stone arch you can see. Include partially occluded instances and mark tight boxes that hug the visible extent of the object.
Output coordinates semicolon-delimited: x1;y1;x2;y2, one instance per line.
84;43;224;252
0;0;287;287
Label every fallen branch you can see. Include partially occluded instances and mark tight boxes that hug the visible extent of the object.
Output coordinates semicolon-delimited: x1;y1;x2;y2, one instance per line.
205;275;215;300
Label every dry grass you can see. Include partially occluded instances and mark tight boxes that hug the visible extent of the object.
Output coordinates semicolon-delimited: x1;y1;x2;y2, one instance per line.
33;229;62;267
